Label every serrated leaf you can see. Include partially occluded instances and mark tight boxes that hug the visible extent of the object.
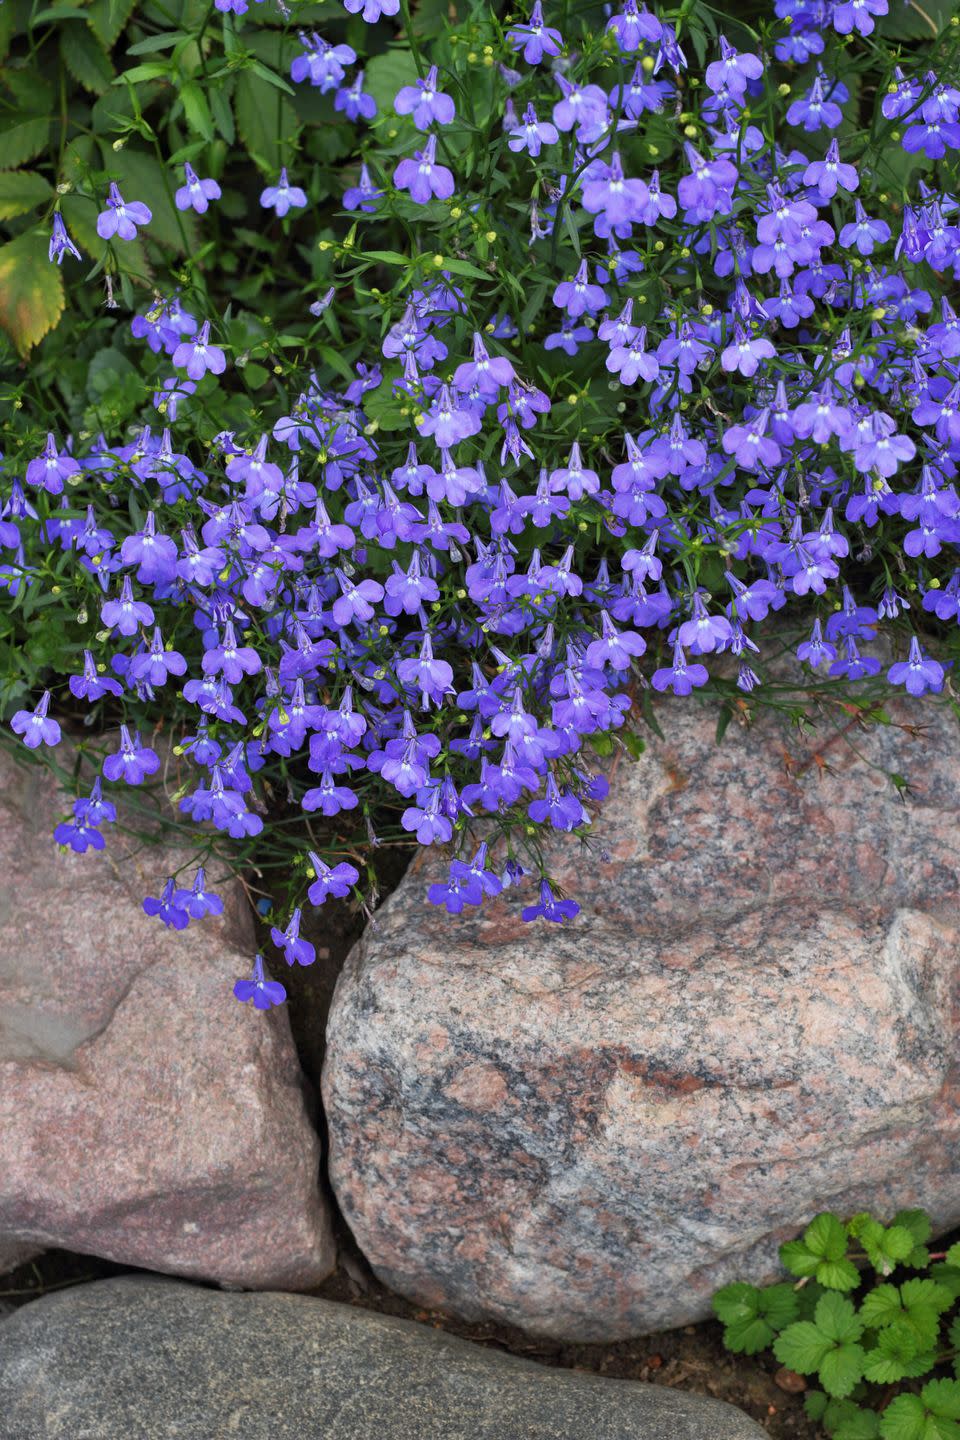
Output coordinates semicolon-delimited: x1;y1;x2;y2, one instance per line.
234;69;299;172
879;1394;927;1440
902;1279;953;1315
773;1321;833;1374
861;1285;903;1329
833;1408;881;1440
724;1315;776;1355
924;1380;960;1421
759;1283;800;1329
0;230;65;355
61;22;114;94
818;1259;863;1292
0;116;50;171
946;1244;960;1269
816;1293;863;1345
0;169;52;221
781;1238;823;1278
819;1343;864;1398
88;0;137;46
713;1282;761;1325
826;1398;882;1440
807;1213;849;1260
893;1213;932;1248
863;1326;920;1384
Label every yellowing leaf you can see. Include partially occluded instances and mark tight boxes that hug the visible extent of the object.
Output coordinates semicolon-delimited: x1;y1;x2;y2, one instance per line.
0;231;65;355
0;170;53;221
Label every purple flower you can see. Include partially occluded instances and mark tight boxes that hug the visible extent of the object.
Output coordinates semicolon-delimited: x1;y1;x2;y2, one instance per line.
342;0;399;21
48;213;82;264
307;852;359;904
177;867;224;919
270;908;316;966
393;134;454;204
96;183;152;240
234;953;287;1009
803;140;858;200
172;321;226;380
25;433;80;494
506;1;563;64
606;0;662;51
394;66;455;129
11;690;61;750
508;102;559;157
705;36;763;97
290;32;356;92
53;819;105;853
260;168;308;217
102;725;161;785
143;877;190;930
397;633;454;704
101;577;154;636
887;638;945;696
175;163;222;214
335;70;377;123
522;880;580;923
651;642;709;695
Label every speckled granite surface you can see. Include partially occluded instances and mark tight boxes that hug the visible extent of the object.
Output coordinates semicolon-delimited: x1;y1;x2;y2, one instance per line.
0;1276;767;1438
323;695;960;1340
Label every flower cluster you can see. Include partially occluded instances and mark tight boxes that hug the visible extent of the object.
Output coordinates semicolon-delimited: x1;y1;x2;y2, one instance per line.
4;0;960;1007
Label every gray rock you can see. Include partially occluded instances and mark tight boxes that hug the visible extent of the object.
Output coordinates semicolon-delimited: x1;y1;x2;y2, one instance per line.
0;1276;766;1439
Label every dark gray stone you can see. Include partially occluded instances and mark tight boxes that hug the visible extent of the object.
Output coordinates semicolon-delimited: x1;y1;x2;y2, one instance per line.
0;1276;766;1439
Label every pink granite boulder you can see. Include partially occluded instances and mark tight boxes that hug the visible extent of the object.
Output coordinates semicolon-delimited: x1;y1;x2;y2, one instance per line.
323;696;960;1341
0;747;334;1290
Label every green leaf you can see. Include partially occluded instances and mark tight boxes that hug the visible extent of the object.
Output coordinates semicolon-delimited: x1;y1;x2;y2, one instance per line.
773;1321;832;1374
723;1315;777;1355
819;1343;864;1398
0;230;65;354
878;1394;926;1440
826;1398;882;1440
877;0;955;39
180;80;215;141
924;1381;960;1422
782;1215;859;1289
87;0;137;46
713;1282;761;1325
61;22;114;94
832;1408;881;1440
234;69;299;172
438;256;493;282
818;1260;863;1292
0;169;52;221
363;47;420;117
807;1213;850;1260
863;1326;922;1384
946;1244;960;1270
0;115;50;171
892;1212;931;1248
816;1294;863;1345
860;1284;903;1329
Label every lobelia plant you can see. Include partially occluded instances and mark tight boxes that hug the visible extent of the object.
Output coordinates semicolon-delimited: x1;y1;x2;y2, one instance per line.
0;0;959;1008
714;1209;960;1440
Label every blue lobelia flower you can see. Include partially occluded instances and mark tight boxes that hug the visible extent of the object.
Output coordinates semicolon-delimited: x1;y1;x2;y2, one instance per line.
234;954;287;1009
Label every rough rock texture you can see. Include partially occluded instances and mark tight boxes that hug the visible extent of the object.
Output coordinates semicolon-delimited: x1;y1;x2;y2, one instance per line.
0;1276;767;1439
0;747;334;1289
324;695;960;1341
